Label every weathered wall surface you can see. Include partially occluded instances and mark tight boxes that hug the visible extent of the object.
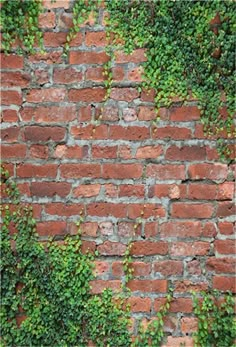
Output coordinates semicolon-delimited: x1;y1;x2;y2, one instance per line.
1;1;235;345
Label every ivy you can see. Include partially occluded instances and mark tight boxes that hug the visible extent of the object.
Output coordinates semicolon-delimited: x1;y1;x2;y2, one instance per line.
193;290;236;347
105;0;236;161
0;0;43;54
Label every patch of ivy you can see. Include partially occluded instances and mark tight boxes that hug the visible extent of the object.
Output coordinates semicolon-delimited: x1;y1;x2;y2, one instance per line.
105;0;236;161
193;290;236;347
0;0;43;54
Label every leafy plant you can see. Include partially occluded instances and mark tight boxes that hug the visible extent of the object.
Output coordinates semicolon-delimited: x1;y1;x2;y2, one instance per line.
193;290;236;347
0;0;43;54
105;0;236;160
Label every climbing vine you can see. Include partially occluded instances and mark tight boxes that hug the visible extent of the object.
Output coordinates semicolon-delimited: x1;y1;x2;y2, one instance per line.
1;0;235;159
0;0;43;54
193;290;236;347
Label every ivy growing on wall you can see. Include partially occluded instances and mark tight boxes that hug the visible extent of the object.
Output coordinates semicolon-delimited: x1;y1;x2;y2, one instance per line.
0;0;235;160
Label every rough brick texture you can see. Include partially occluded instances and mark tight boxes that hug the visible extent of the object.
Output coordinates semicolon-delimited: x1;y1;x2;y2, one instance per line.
1;2;235;344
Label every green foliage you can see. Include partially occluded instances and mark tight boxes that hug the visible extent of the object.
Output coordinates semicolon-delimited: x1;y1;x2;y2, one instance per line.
0;168;131;346
105;0;236;161
193;290;236;347
64;0;101;54
132;289;173;347
0;0;43;54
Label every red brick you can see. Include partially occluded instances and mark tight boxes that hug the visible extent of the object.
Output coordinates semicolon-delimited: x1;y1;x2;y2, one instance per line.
187;260;201;275
167;298;193;313
201;222;217;238
73;184;101;198
54;145;88;159
117;222;139;238
206;258;236;273
109;125;150;141
60;164;101;179
69;32;84;46
34;69;49;85
68;88;105;102
140;88;156;102
90;280;121;294
58;12;73;29
214;240;235;255
37;221;67;237
26;88;66;103
99;222;114;236
169;106;200;121
128;280;167;293
112;66;125;81
31;183;71;198
181;317;198;334
39;11;56;29
171;203;214;218
97;106;119;121
97;241;126;256
110;88;139;102
131;262;151;276
170;242;210;256
1;127;20;143
1;72;30;87
115;49;147;63
86;67;105;82
29;51;62;64
94;261;110;276
174;280;208;292
45;203;84;217
119;185;145;198
144;222;159;238
69;51;109;65
1;144;26;159
188;163;228;181
103;163;142;179
128;297;151;313
78;106;92;121
92;146;117;159
122;108;137;122
128;67;143;82
1;90;22;105
138;106;157;121
152;126;192;139
148;184;187;199
135;145;163;159
1;109;18;122
216;202;235;217
71;124;108;140
81;240;96;254
85;31;107;46
0;53;23;69
188;184;217;200
217;182;234;200
154;261;183;276
128;203;165;219
104;184;118;198
43;32;67;47
131;241;168;256
17;164;57;178
80;222;98;237
218;222;234;235
53;67;83;84
29;145;48;159
118;145;132;159
21;105;76;123
87;203;127;218
213;276;236;293
146;164;186;180
166;145;206;161
24;126;66;142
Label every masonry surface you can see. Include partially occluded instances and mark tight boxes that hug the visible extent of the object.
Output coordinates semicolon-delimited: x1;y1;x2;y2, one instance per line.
1;1;235;346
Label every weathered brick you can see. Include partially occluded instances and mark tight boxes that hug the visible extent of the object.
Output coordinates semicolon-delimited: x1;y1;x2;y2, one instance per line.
85;31;107;46
31;182;71;197
152;126;192;139
171;203;214;218
21;106;76;123
43;32;67;47
128;203;165;219
29;145;49;159
92;145;117;159
69;51;109;65
1;72;30;87
166;146;206;161
54;145;88;159
60;164;101;178
37;221;67;237
90;280;121;294
213;276;236;293
68;88;106;102
97;241;126;256
39;11;56;29
53;67;83;84
154;261;183;276
216;202;235;217
135;145;163;159
109;125;150;141
115;49;147;63
23;126;66;142
169;106;200;121
146;164;186;180
0;53;24;69
26;88;66;103
17;164;57;178
188;163;228;181
214;239;235;255
188;184;217;200
131;241;168;256
73;184;101;198
218;221;234;235
1;144;26;159
87;203;127;218
128;280;167;293
71;124;108;140
206;258;235;273
110;88;139;102
103;163;142;179
170;242;210;256
1;127;20;143
1;90;22;105
1;109;18;122
128;297;151;313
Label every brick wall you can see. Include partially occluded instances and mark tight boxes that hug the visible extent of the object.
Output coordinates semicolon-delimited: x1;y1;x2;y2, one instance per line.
1;1;235;345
